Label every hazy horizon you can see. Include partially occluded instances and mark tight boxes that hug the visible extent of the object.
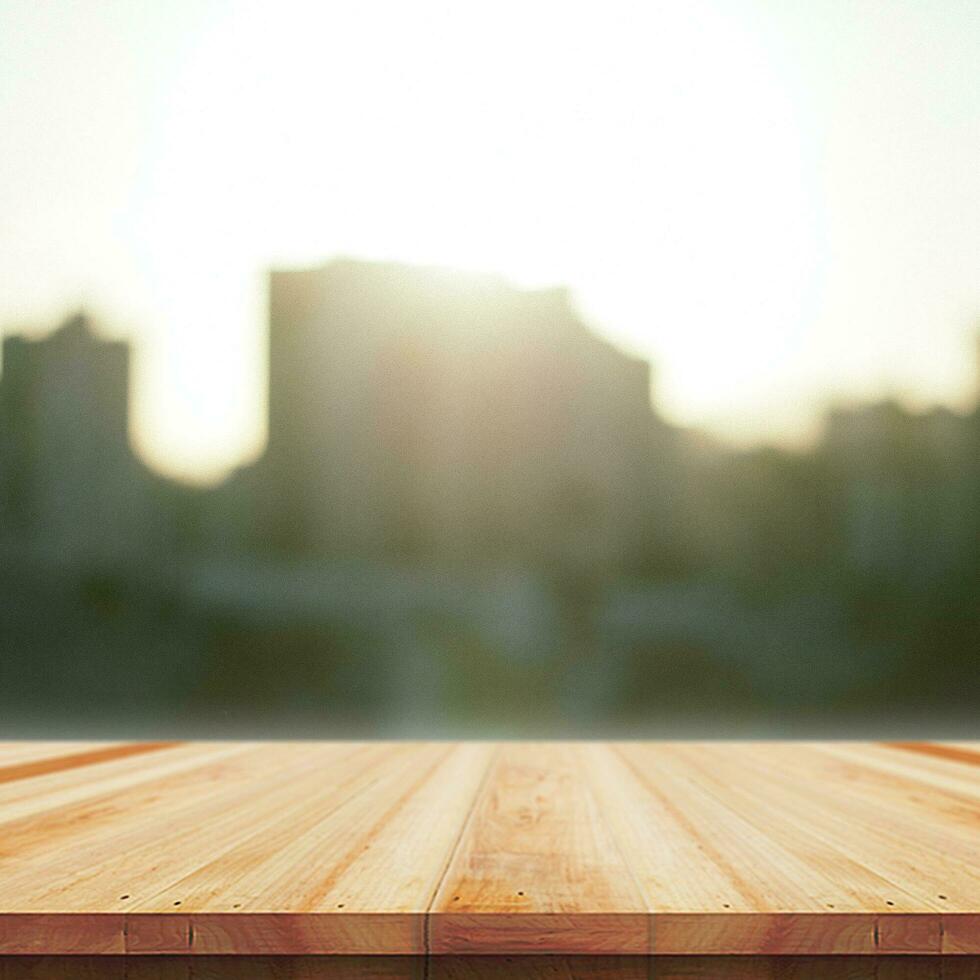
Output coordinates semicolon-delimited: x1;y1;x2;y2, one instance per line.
4;259;979;489
2;0;978;482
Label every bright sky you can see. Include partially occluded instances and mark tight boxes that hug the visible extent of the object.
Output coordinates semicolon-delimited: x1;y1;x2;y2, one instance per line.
1;0;978;482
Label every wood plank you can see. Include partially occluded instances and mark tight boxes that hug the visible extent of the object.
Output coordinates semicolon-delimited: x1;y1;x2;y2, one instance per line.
884;742;980;768
0;742;179;787
0;742;127;767
0;915;125;956
0;741;976;958
661;744;956;904
0;743;494;955
0;743;351;952
429;742;648;954
662;743;978;952
129;742;494;954
0;744;322;902
715;744;980;909
0;742;250;844
581;742;980;954
586;744;877;953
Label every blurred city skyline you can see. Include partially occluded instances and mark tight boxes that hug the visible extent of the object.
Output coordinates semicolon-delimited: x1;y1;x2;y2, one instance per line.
2;261;978;735
2;282;979;491
2;0;979;482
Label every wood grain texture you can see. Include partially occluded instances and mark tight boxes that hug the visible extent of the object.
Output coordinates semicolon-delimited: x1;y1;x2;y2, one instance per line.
429;743;648;954
0;741;976;957
0;743;178;788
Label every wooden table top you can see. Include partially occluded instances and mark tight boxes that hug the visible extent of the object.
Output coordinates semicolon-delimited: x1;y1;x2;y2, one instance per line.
0;741;977;957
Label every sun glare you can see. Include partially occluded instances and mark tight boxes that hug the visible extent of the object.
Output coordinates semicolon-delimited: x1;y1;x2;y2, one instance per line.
122;0;823;477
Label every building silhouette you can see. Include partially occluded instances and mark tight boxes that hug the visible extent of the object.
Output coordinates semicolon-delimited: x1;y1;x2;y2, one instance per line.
259;259;669;574
0;312;158;571
0;280;977;731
